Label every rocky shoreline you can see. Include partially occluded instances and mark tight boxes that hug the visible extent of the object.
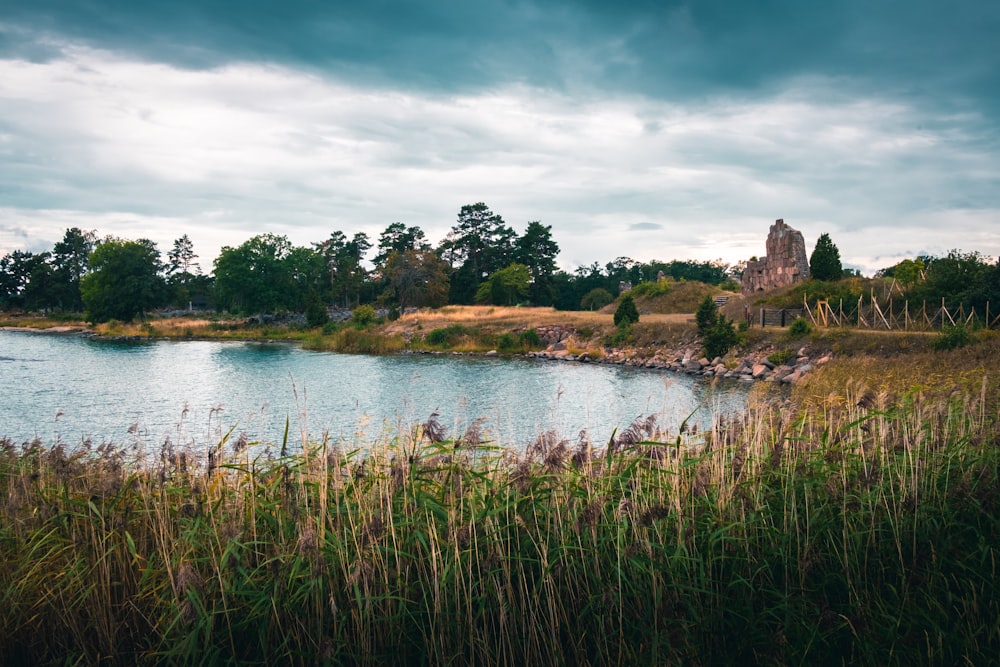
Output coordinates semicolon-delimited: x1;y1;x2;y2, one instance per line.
522;325;830;384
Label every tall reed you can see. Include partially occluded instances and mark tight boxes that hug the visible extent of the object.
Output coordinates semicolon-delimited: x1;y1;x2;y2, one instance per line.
1;382;997;665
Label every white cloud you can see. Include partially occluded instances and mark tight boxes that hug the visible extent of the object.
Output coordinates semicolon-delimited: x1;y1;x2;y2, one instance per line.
1;47;998;275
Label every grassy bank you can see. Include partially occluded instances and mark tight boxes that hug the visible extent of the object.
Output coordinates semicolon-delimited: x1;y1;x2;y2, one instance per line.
2;377;998;665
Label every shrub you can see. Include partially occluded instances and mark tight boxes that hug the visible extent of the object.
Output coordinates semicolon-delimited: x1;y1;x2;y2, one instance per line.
695;295;718;336
932;324;972;351
628;281;672;298
604;324;633;347
519;328;542;349
788;317;812;336
306;298;329;328
351;304;377;328
614;294;639;327
425;324;471;346
703;315;738;358
580;288;613;311
768;349;794;366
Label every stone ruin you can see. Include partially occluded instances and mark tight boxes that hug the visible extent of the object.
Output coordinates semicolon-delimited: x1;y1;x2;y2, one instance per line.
741;219;810;294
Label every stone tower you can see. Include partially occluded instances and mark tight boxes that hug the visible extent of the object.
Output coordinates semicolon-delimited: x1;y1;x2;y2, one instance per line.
741;219;810;294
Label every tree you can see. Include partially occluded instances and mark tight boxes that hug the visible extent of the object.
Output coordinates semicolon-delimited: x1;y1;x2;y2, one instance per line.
166;234;202;309
374;223;429;267
316;231;371;307
81;237;166;322
51;227;96;311
695;295;719;336
580;287;613;311
515;221;560;305
703;315;738;359
809;233;843;281
475;263;531;306
613;293;639;327
383;249;450;310
439;203;516;304
213;234;293;314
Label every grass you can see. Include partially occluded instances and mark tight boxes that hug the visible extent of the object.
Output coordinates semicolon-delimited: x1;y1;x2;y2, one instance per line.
1;376;998;665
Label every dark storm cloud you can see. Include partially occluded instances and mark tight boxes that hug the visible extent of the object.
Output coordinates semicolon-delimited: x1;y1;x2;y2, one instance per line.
1;1;998;273
2;1;998;111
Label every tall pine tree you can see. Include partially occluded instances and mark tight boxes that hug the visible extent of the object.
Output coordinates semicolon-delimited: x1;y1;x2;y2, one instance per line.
809;233;843;281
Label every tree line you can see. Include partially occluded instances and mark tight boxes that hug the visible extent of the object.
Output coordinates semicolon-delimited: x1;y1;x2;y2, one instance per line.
0;203;743;323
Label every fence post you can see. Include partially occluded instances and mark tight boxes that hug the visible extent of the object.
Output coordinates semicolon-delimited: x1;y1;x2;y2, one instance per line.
781;310;786;327
760;308;765;328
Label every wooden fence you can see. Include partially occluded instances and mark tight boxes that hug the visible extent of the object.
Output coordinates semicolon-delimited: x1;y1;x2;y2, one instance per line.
758;294;999;331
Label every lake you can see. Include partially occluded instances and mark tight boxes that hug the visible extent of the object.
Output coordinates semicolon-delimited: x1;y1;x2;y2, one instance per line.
0;330;752;450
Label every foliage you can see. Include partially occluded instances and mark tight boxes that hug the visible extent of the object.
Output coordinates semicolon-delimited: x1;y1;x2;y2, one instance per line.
475;263;531;306
878;257;926;285
613;294;639;326
788;317;812;336
758;278;866;309
3;387;997;665
809;232;843;281
440;203;516;304
518;328;542;349
627;280;672;299
767;349;794;366
932;323;973;351
213;234;295;314
695;295;718;336
373;222;429;267
580;287;613;311
514;221;560;306
306;297;329;328
719;278;740;292
702;314;737;358
424;324;473;346
351;304;377;328
382;249;450;310
604;323;633;347
908;249;999;313
81;237;166;322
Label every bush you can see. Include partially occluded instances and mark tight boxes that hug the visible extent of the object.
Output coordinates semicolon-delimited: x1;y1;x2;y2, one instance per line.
519;328;542;349
703;315;738;359
789;317;812;336
628;281;672;298
425;324;471;346
614;294;639;327
932;324;972;351
306;298;329;328
580;288;614;311
768;349;794;366
351;304;377;328
604;324;633;347
695;296;718;336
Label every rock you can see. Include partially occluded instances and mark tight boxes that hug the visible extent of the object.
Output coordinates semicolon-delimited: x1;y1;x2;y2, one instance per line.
752;363;770;379
686;360;703;373
485;350;497;356
741;219;811;294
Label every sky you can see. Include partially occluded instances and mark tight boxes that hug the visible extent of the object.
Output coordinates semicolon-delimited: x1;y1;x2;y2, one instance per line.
1;1;998;276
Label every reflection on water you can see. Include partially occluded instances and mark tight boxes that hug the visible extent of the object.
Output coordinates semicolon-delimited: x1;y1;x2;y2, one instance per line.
0;330;754;449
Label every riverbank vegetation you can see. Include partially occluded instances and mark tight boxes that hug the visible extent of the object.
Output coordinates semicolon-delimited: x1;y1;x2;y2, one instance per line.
1;362;997;664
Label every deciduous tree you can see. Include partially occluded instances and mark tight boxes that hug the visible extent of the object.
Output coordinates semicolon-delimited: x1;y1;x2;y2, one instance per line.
81;237;166;322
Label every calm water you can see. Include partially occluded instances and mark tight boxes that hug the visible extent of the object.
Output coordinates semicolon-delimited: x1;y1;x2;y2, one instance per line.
0;330;751;449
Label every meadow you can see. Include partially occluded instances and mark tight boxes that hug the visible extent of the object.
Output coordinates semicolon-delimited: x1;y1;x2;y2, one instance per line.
1;354;997;665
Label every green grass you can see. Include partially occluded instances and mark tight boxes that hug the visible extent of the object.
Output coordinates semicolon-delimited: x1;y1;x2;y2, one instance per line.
1;381;998;665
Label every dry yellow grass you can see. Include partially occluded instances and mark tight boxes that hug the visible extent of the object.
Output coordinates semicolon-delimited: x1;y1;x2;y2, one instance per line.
383;305;690;335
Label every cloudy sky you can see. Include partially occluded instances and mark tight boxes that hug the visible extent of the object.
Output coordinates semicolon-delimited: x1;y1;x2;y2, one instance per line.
1;1;998;275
